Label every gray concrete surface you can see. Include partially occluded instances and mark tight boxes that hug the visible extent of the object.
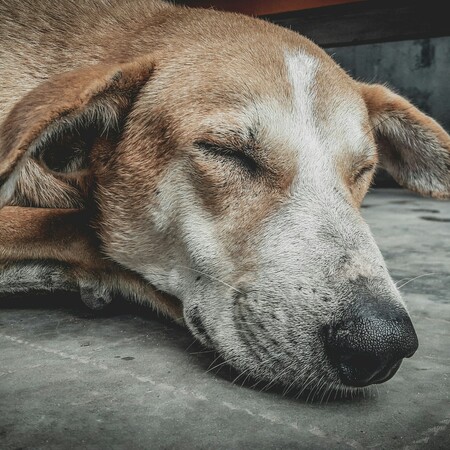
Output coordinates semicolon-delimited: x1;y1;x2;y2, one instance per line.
1;189;449;449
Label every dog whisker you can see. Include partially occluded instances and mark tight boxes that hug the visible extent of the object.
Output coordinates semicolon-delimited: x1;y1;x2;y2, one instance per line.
261;359;297;392
296;372;319;400
205;353;224;373
184;339;198;352
207;359;232;374
282;367;308;397
189;349;217;355
231;353;282;386
397;272;439;290
180;265;243;294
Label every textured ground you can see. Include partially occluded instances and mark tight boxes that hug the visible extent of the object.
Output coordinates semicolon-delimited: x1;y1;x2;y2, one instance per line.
1;189;449;449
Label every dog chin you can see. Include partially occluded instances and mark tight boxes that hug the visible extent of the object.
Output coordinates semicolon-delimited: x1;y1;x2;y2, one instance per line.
183;314;347;397
200;341;357;399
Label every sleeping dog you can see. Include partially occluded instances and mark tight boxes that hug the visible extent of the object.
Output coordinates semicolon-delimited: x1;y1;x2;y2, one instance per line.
1;0;449;394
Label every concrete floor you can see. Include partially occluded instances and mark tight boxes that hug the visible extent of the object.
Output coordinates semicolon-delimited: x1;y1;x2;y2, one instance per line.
1;189;449;449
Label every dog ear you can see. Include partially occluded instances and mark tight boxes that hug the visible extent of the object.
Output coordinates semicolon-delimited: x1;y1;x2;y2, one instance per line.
0;59;154;206
360;83;450;199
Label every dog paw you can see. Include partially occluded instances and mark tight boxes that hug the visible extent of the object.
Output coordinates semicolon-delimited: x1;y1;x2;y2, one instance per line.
79;280;114;310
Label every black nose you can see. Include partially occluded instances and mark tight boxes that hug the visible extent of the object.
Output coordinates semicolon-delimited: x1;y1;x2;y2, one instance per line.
325;300;418;387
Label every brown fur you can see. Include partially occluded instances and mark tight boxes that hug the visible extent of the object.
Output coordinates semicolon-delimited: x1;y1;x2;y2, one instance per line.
0;0;449;319
0;206;182;318
360;83;450;199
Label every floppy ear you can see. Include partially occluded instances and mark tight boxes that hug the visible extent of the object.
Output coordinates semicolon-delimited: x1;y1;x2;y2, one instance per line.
0;58;154;207
360;83;450;199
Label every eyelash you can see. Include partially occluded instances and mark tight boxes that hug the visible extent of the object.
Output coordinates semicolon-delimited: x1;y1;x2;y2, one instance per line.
354;163;376;182
195;141;260;174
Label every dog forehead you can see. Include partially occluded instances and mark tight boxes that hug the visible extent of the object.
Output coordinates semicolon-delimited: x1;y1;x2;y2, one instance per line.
217;48;362;129
138;20;372;167
215;50;372;171
282;51;370;153
147;19;316;108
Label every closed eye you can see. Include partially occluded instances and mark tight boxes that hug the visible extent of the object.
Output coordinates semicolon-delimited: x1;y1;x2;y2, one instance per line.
353;162;376;183
194;140;260;174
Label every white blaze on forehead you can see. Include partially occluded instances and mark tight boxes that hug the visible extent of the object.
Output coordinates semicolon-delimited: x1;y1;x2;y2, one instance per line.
282;51;321;162
284;50;320;140
283;50;373;171
282;50;332;188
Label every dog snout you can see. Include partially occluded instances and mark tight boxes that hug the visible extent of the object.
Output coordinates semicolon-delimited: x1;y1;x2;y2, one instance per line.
325;299;418;387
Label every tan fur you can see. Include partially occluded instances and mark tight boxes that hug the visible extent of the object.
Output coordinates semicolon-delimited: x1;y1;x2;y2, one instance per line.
360;83;450;199
0;206;182;319
0;57;154;207
0;0;448;392
0;0;448;299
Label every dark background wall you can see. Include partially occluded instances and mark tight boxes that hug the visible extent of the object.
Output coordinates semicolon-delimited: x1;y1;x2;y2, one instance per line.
325;36;450;186
326;37;450;133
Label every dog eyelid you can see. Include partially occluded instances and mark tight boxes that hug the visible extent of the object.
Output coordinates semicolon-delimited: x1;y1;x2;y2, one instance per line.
194;140;260;174
354;161;376;182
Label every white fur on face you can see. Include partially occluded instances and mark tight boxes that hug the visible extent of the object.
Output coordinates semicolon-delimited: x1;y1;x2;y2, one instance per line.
283;50;375;180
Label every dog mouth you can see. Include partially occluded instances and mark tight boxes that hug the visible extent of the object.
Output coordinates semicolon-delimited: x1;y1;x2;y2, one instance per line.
186;323;343;398
184;303;344;396
185;305;215;348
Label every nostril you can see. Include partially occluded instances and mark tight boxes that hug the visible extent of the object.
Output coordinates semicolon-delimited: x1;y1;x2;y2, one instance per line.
337;351;403;387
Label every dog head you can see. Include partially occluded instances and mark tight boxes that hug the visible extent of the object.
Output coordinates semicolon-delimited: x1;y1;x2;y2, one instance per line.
1;6;449;393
